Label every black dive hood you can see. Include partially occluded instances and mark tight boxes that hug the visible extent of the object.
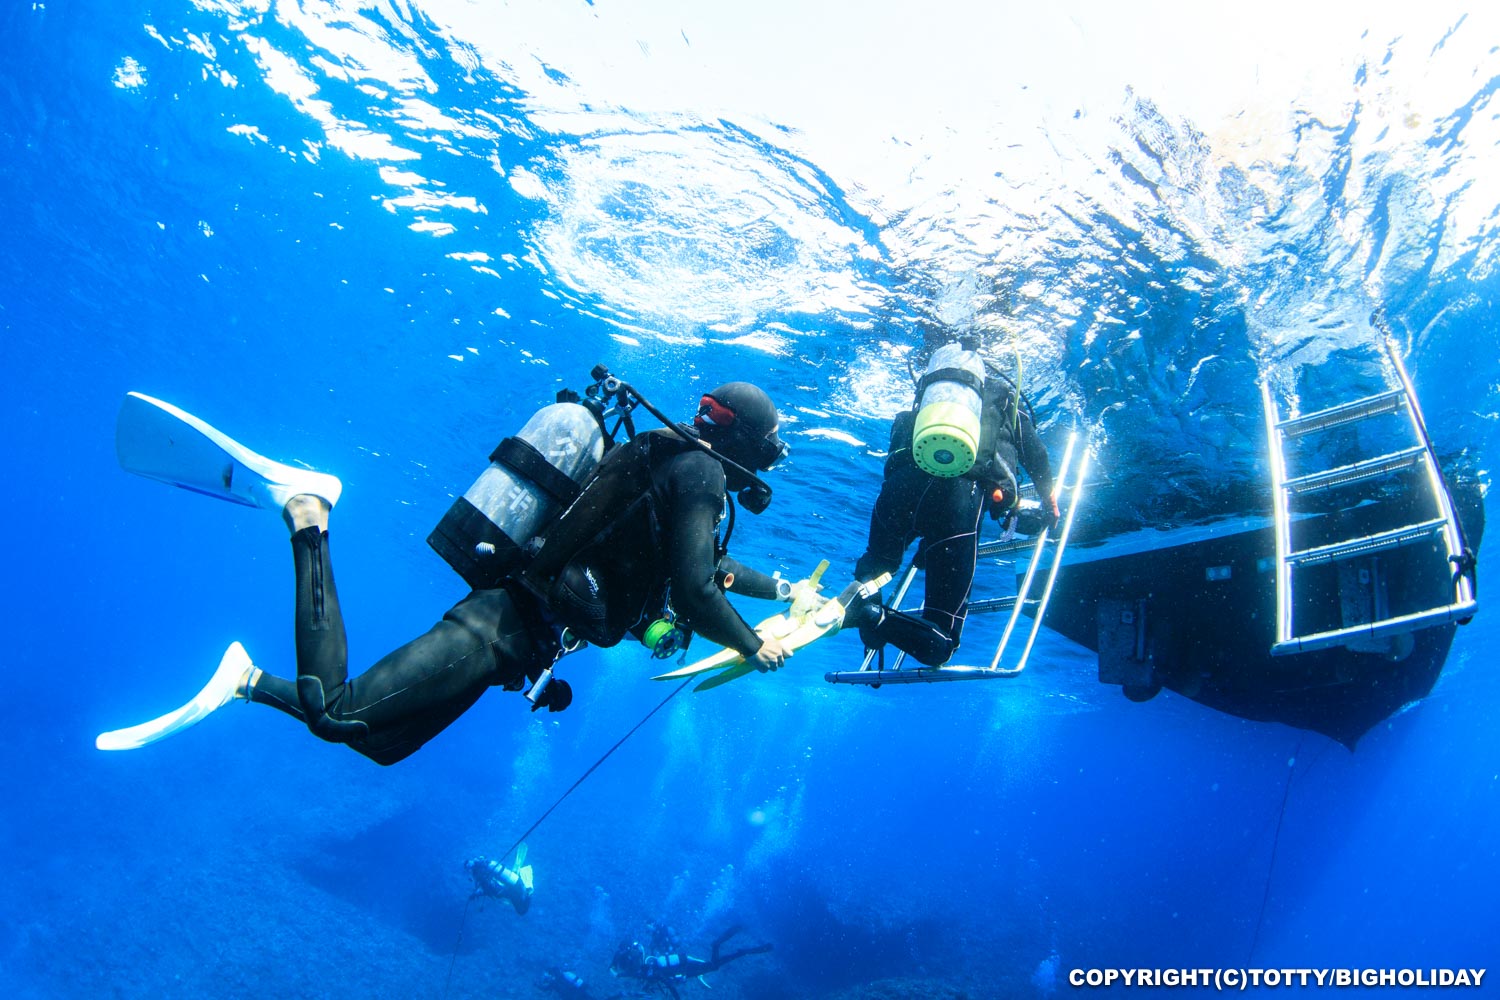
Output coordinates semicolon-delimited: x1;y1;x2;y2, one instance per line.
581;364;776;514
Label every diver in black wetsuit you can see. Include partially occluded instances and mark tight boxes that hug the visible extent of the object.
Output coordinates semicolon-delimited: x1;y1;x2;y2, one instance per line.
610;925;772;997
848;343;1056;666
235;382;796;765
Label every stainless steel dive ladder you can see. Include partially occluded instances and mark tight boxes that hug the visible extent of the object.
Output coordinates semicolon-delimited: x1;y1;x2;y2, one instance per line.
1261;336;1477;655
825;431;1090;685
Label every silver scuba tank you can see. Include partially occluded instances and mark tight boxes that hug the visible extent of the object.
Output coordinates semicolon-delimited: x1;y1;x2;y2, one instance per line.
428;402;606;589
911;342;987;478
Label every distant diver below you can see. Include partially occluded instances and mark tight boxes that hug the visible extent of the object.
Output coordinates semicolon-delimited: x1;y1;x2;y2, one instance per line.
466;843;534;915
611;925;772;998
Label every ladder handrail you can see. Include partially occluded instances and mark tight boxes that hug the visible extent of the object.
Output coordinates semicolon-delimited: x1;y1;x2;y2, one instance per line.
1382;333;1477;608
1010;445;1091;675
987;432;1078;673
1261;381;1295;646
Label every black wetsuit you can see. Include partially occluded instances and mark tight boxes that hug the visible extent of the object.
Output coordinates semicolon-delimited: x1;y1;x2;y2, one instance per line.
248;436;777;765
854;403;1053;664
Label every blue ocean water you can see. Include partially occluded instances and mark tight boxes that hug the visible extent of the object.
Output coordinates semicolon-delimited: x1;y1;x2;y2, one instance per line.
2;2;1498;998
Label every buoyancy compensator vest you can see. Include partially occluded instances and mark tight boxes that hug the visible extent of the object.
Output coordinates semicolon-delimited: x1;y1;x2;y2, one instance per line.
428;401;607;590
972;373;1027;505
519;431;694;647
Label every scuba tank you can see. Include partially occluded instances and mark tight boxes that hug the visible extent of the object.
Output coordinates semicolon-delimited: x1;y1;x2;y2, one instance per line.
911;342;988;478
427;402;606;590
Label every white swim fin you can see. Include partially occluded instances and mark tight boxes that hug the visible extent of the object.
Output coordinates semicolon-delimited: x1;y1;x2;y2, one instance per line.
96;642;257;751
116;391;342;511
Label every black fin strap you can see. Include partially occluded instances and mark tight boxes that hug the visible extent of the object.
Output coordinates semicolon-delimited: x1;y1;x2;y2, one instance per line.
490;437;581;505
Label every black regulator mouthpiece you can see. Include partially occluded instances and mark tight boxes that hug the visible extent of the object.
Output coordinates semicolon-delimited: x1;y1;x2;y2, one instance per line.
738;481;772;514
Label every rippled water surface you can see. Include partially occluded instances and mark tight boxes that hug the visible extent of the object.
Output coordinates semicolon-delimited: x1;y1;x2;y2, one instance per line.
2;3;1498;998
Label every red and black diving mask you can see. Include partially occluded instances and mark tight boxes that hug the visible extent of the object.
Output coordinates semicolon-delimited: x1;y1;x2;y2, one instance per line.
693;386;789;472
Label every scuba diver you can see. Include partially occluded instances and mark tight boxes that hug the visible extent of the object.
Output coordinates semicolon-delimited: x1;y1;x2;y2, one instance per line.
846;336;1057;666
97;369;811;764
538;968;598;999
466;843;534;914
538;968;644;1000
610;925;772;997
538;969;591;998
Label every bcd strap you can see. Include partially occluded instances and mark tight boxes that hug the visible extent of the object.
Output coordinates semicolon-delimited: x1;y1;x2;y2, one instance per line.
915;365;986;398
491;437;582;505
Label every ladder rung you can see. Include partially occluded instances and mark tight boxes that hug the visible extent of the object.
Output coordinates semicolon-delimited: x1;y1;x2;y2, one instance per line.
1277;388;1406;438
967;595;1023;616
1286;518;1447;567
977;538;1037;558
1271;600;1479;656
825;665;1017;685
1283;446;1426;494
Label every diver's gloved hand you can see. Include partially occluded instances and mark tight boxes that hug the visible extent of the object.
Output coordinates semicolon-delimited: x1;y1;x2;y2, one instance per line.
1008;496;1061;536
1041;496;1060;533
752;635;794;672
985;487;1010;522
787;577;829;617
776;568;830;618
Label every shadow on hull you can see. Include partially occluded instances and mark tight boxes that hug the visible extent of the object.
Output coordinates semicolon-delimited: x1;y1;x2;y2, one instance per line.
1044;481;1484;749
